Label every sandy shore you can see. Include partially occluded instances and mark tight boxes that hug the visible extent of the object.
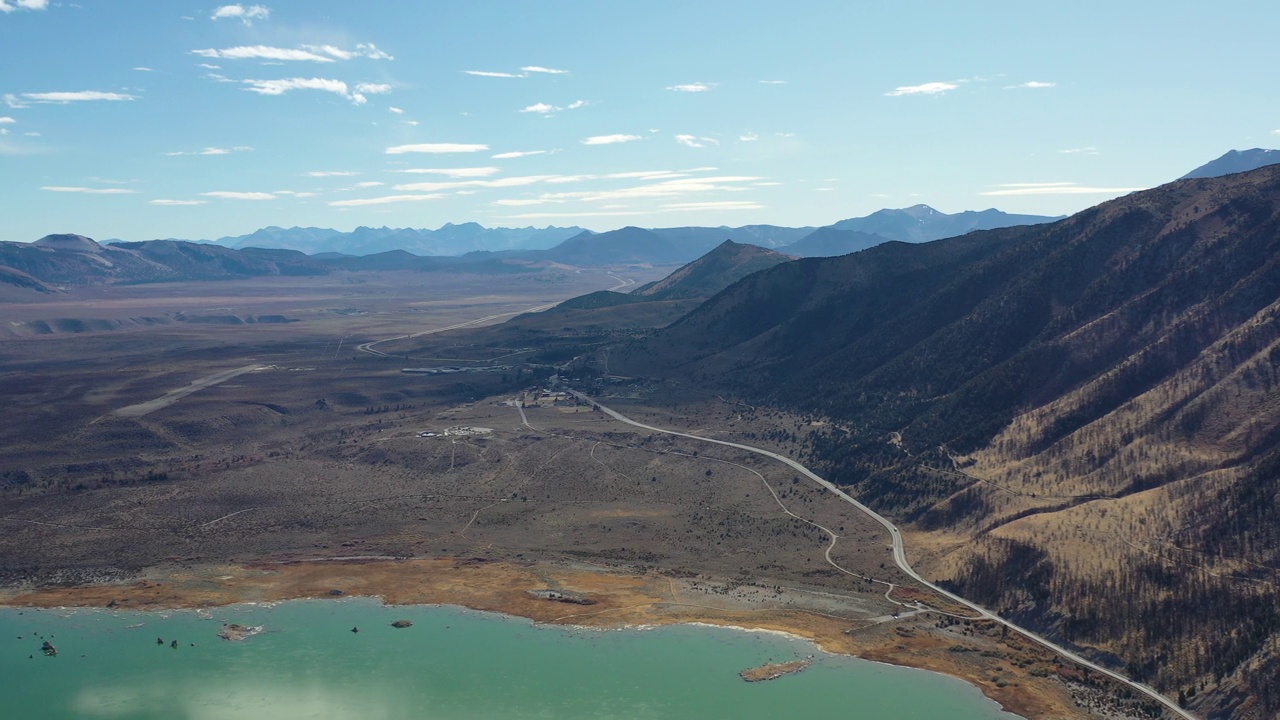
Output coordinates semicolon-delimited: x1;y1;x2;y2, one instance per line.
0;557;1103;720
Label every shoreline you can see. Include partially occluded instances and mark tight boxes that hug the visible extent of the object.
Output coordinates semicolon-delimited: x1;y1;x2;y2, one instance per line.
0;557;1098;720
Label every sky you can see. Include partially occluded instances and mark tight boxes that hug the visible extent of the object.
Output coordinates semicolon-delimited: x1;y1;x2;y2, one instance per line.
1;1;1278;241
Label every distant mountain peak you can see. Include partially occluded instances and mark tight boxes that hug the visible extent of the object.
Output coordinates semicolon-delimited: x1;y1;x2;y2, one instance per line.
34;234;101;252
1181;148;1280;179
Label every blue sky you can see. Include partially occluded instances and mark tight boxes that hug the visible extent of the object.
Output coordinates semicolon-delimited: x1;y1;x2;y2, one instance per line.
1;1;1277;241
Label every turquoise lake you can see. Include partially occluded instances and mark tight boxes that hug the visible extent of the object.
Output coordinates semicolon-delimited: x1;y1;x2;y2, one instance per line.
0;599;1023;719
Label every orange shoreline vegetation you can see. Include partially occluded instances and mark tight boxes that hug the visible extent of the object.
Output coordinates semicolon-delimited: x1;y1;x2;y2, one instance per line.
0;558;1083;720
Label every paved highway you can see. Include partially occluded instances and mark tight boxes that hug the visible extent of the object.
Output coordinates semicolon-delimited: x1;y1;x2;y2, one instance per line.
570;391;1198;720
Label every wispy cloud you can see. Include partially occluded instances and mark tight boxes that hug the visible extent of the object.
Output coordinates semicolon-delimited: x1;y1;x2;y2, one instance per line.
300;43;393;61
306;170;359;177
393;167;501;177
196;63;221;70
885;81;958;97
194;46;335;63
582;134;641;146
328;194;444;207
211;4;269;24
500;175;762;206
980;182;1144;196
386;143;489;154
150;199;208;206
520;99;587;114
675;134;718;148
664;200;763;211
354;181;384;188
463;70;523;78
20;91;137;103
521;66;568;74
394;175;560;192
738;132;759;142
1058;147;1100;155
759;80;787;85
200;191;276;200
41;186;138;194
667;83;713;92
492;150;548;159
166;146;253;156
1005;81;1056;89
388;106;404;114
0;117;13;124
241;77;388;104
0;0;48;14
133;67;155;72
194;44;391;63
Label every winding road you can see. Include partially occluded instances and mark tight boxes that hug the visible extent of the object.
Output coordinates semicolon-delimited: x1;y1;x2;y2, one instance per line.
569;391;1198;720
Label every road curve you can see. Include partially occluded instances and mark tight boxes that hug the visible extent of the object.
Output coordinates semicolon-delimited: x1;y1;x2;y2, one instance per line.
570;391;1197;720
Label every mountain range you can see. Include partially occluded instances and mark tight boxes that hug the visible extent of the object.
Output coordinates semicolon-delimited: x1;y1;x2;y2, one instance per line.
1180;147;1280;179
609;163;1280;718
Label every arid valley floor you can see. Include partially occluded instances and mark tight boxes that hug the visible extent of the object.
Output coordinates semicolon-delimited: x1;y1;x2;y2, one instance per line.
0;268;1168;719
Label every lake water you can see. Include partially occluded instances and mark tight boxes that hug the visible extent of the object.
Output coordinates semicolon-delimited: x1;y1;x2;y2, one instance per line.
0;599;1023;719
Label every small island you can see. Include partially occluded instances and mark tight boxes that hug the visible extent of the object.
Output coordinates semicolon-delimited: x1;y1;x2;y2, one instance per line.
738;659;812;683
217;623;264;642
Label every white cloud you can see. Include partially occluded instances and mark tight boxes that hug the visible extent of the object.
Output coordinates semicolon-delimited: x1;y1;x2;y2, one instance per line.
133;67;155;72
3;94;28;109
522;175;762;205
521;66;568;74
463;70;523;78
165;146;252;156
388;106;404;114
328;194;444;207
307;170;359;177
567;100;587;109
0;0;48;13
404;120;419;126
150;199;208;206
0;117;13;123
385;143;489;154
194;46;335;63
520;102;559;114
196;63;221;70
22;131;39;136
211;4;269;23
394;167;501;177
980;182;1144;196
200;191;276;200
492;199;547;207
1006;81;1056;89
41;186;137;194
667;83;712;92
242;77;384;104
675;134;718;148
759;80;787;85
885;81;958;97
492;150;547;159
354;181;384;188
1058;147;1100;155
299;43;393;61
355;82;392;95
22;91;137;103
664;200;763;211
394;175;559;192
738;132;759;142
273;190;317;197
1271;129;1280;135
582;134;641;145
